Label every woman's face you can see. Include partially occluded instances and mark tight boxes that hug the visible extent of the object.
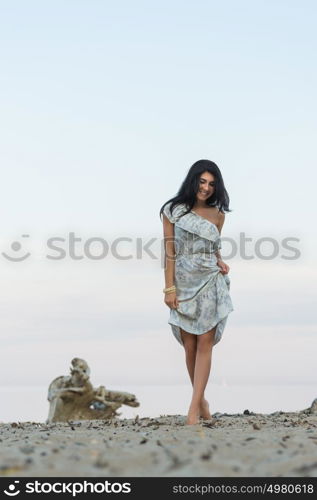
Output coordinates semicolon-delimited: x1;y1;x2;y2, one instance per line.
196;171;215;202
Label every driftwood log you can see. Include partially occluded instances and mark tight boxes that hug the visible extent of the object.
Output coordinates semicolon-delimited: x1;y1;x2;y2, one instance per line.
47;358;140;423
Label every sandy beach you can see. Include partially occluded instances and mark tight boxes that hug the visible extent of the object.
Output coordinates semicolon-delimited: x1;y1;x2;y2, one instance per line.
1;402;316;478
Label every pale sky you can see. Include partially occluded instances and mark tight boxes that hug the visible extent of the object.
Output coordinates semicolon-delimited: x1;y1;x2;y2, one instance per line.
0;0;316;403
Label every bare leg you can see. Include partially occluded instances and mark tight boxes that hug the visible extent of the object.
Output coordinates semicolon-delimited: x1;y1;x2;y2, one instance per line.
186;326;216;425
180;327;197;384
180;327;215;424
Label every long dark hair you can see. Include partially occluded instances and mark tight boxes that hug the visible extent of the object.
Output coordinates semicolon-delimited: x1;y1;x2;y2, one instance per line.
159;159;232;220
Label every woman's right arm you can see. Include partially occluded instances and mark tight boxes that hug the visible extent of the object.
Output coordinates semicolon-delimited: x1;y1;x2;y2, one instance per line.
162;214;179;310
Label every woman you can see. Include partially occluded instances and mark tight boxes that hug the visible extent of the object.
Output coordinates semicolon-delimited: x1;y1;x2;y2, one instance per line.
160;159;234;425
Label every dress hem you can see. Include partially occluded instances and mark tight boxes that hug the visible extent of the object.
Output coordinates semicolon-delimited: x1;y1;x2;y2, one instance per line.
169;307;234;347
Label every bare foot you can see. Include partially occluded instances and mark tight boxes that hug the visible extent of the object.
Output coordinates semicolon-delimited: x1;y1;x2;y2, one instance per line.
186;405;200;425
199;398;212;420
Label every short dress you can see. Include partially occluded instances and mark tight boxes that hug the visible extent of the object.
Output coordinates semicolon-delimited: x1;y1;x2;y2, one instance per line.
162;201;234;347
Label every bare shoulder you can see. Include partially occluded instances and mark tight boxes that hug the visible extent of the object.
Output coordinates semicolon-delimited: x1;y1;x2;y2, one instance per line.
218;210;225;221
217;210;225;233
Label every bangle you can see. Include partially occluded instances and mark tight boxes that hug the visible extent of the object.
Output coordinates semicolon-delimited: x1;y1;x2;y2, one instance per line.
163;285;176;293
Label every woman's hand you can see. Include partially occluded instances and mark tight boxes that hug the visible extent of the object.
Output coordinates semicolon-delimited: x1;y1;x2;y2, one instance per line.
217;259;230;274
164;291;179;310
